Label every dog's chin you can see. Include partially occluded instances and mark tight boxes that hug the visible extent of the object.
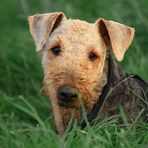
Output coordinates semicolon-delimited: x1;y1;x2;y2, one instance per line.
58;100;82;127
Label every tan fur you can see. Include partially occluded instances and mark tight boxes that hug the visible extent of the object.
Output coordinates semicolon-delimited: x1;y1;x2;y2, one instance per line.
28;12;135;129
97;19;135;61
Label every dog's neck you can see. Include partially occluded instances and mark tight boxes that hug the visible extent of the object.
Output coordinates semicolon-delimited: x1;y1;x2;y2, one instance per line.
81;53;127;128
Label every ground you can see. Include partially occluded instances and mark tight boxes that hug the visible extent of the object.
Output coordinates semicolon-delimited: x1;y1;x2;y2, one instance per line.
0;0;148;147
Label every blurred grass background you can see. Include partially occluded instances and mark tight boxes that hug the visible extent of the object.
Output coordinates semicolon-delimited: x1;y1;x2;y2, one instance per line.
0;0;148;147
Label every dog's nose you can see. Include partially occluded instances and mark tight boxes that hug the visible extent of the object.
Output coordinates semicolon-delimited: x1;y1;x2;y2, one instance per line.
57;86;78;101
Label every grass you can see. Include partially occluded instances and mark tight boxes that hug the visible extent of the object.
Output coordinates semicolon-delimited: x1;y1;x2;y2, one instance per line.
0;0;148;147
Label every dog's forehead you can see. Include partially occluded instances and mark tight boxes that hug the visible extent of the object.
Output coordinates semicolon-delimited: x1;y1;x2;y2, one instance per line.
45;19;105;53
61;19;92;32
57;19;99;39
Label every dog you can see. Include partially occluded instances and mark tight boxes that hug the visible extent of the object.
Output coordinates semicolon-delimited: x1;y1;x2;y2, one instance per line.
28;12;148;134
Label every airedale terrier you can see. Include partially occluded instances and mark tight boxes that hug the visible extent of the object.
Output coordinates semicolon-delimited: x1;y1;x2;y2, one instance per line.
28;12;148;134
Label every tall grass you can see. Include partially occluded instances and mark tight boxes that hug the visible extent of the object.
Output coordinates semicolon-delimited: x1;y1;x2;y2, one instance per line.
0;0;148;147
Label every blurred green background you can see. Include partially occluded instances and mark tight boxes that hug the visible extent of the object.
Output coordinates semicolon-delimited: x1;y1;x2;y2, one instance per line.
0;0;148;147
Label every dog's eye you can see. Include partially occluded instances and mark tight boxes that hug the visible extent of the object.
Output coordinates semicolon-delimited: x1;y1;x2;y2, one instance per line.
89;52;98;61
51;47;61;55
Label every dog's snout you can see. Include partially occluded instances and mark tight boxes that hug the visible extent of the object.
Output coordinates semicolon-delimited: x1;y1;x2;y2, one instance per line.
57;86;78;101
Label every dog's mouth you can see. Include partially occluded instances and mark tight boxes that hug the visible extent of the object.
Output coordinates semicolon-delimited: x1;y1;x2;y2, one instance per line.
58;100;77;108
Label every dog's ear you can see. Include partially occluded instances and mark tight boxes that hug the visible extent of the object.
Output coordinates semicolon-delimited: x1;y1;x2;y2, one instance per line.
96;19;135;61
28;12;66;52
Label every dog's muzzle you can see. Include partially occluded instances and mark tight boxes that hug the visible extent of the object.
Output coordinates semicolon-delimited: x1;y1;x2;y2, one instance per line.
57;86;78;102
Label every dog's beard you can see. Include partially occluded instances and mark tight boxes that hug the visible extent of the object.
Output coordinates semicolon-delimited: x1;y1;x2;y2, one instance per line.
59;105;82;127
58;93;99;127
42;72;107;128
43;83;100;128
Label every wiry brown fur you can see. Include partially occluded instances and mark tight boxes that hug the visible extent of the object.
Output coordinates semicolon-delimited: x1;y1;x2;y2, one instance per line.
41;19;109;127
98;58;146;123
28;12;147;130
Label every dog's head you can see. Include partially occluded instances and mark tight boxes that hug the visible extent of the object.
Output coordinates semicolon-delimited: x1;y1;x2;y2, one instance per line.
28;12;134;127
